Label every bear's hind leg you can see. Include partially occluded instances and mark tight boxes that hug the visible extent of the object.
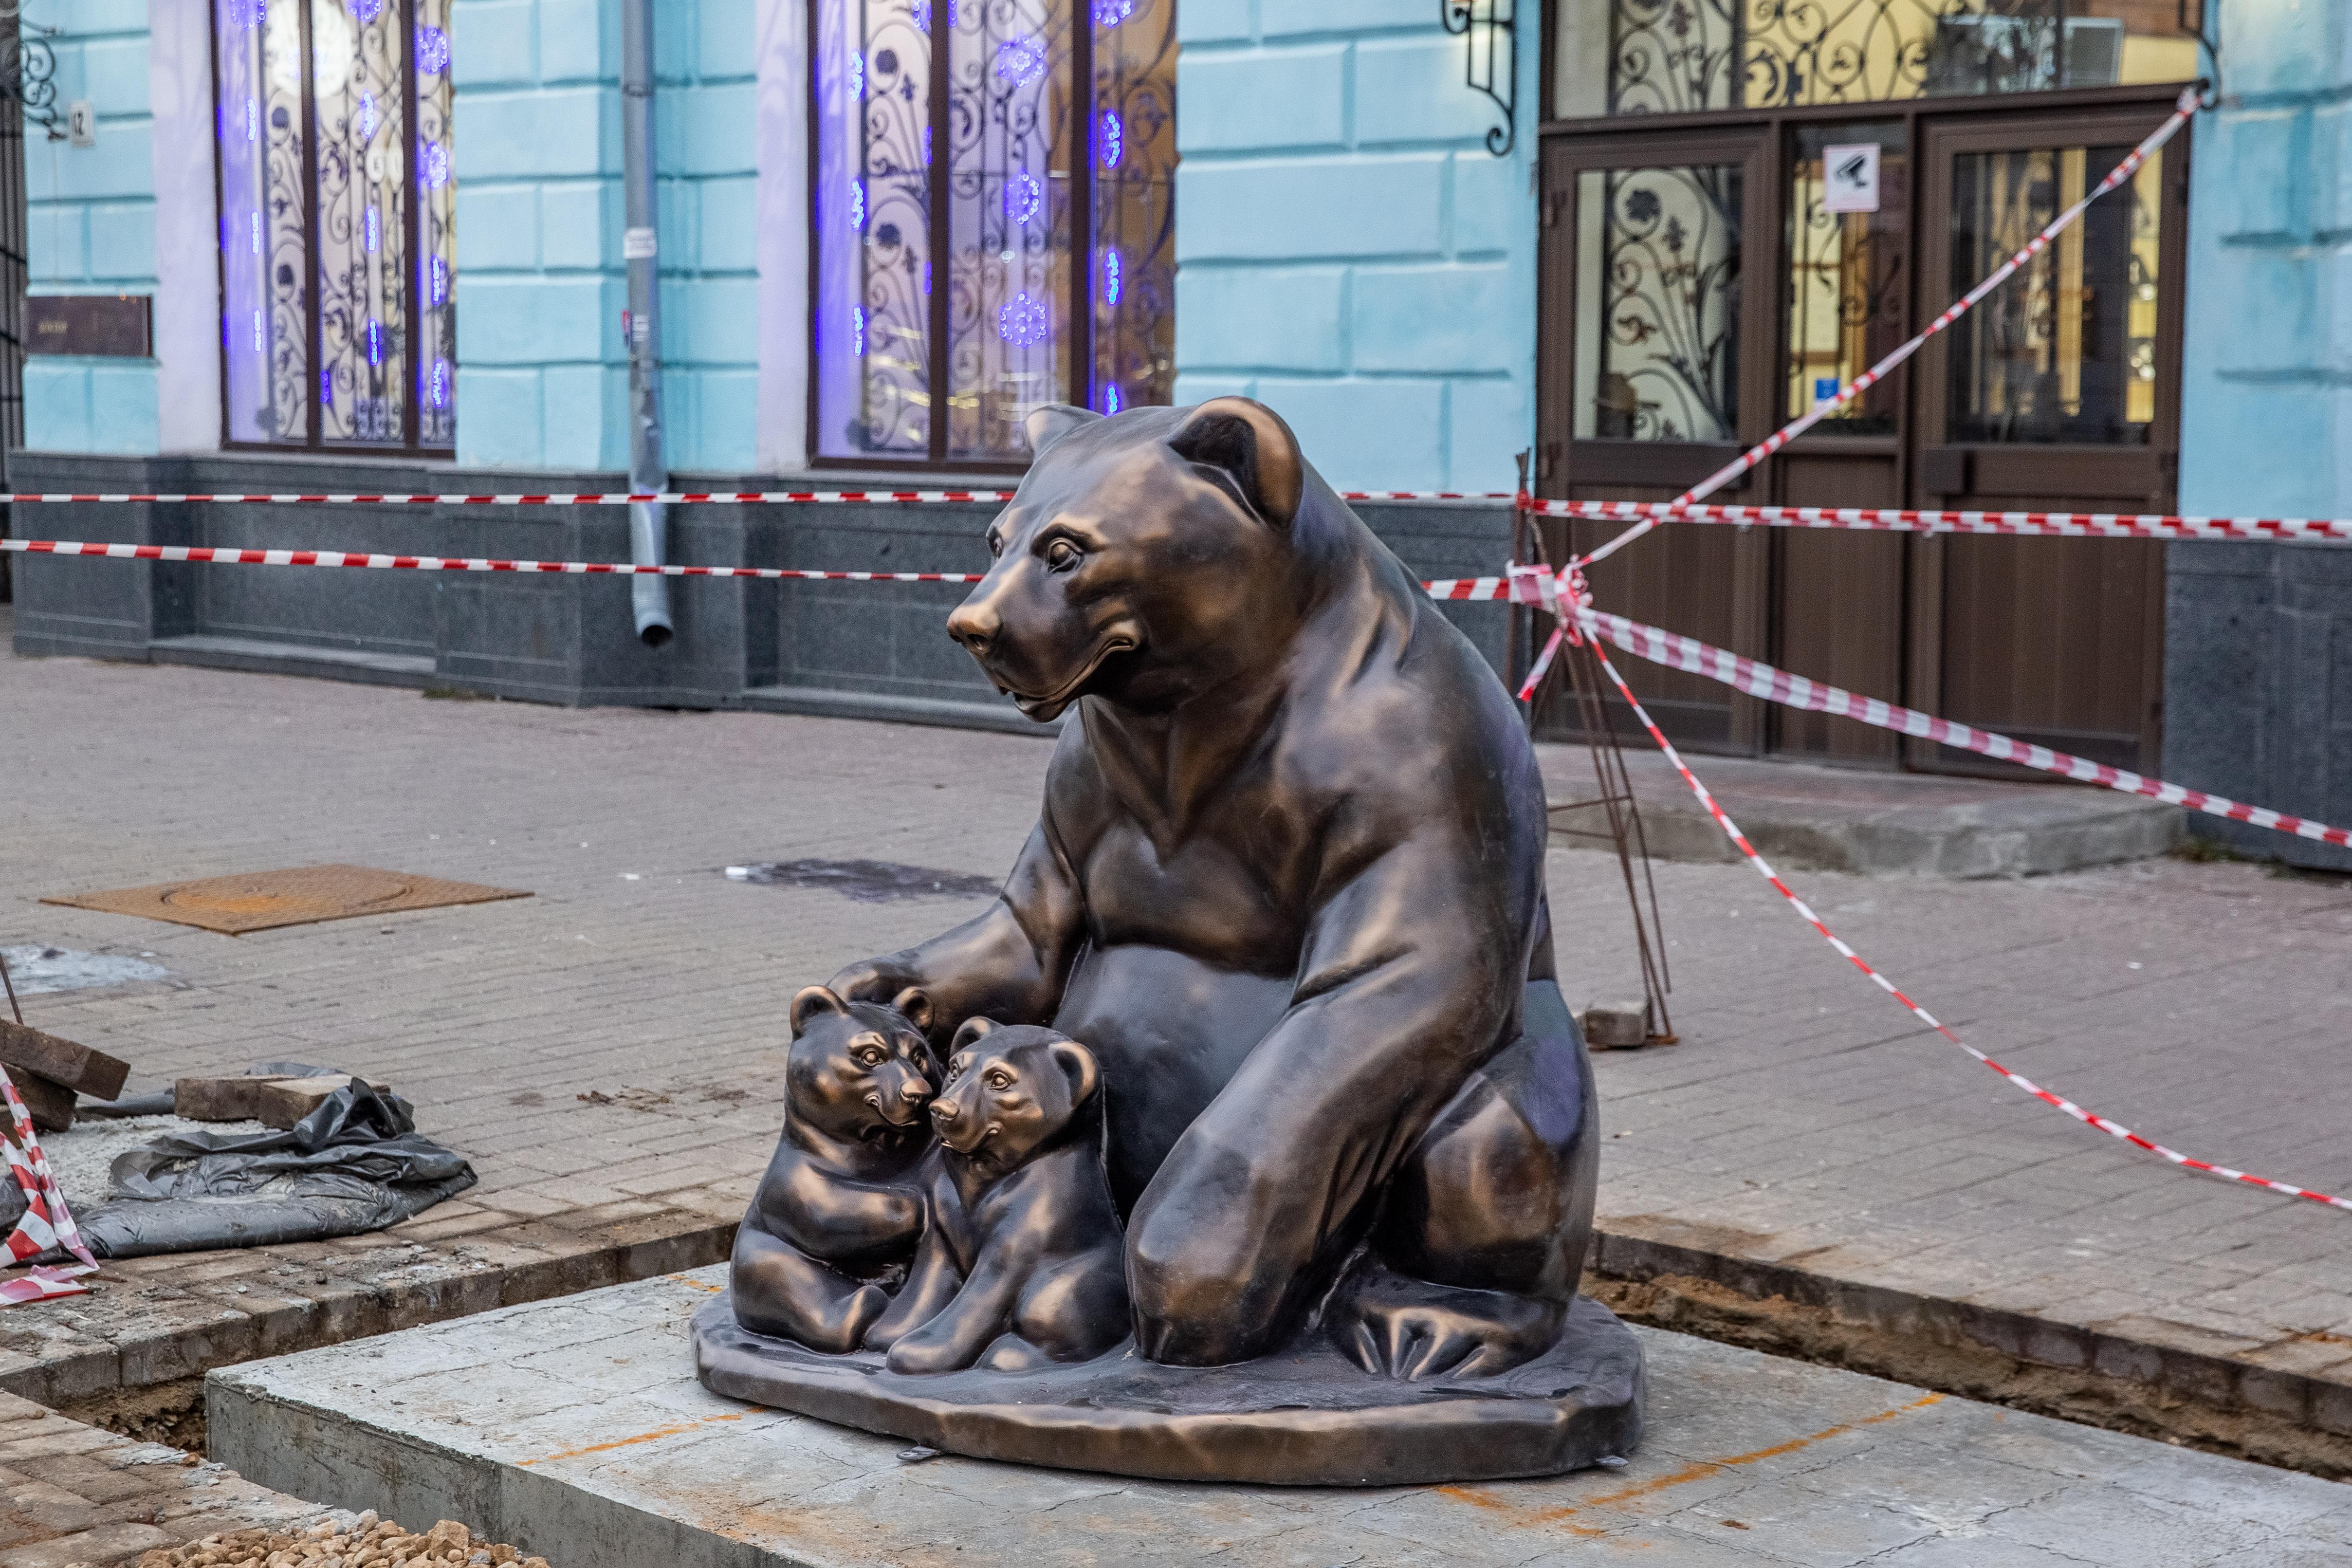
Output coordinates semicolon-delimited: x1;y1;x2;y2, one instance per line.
1332;979;1598;1380
731;1224;889;1353
1330;1257;1564;1380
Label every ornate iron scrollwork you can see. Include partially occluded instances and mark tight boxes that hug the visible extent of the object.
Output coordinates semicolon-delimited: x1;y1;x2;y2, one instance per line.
0;1;64;142
1441;0;1516;157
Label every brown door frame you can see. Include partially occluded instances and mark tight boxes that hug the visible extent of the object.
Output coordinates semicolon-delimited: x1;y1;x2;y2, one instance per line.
1536;84;2194;772
1907;104;2191;775
1537;125;1778;753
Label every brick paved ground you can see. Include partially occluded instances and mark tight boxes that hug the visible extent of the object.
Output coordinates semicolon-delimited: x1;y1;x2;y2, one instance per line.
0;645;2347;1455
0;1390;330;1566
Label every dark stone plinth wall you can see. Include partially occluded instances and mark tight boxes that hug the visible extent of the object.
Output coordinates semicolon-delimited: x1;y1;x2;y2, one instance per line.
7;452;1513;732
2163;541;2352;872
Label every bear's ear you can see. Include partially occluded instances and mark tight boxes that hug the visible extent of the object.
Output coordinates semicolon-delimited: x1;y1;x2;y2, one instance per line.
789;984;849;1039
890;986;935;1035
1169;397;1304;530
1025;403;1101;459
949;1015;998;1053
1048;1038;1099;1108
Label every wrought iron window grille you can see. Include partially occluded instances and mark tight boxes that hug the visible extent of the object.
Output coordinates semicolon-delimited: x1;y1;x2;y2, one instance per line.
1443;0;1517;156
0;3;63;143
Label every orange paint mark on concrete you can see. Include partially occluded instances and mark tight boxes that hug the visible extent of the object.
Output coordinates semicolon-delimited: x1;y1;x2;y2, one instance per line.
521;1412;743;1466
667;1274;725;1293
1442;1392;1944;1534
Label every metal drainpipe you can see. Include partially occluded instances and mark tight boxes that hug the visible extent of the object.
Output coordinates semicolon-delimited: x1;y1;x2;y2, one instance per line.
621;0;672;647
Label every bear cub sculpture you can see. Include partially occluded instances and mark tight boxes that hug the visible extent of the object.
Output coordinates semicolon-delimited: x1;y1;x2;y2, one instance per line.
868;1018;1130;1374
729;985;942;1353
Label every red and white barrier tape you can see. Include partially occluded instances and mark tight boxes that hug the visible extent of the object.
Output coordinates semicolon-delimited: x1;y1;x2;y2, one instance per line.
0;488;1514;508
0;539;1545;603
1;1065;99;1304
1511;85;2203;700
0;539;987;582
1575;600;2352;851
1521;497;2352;545
1560;599;2352;1215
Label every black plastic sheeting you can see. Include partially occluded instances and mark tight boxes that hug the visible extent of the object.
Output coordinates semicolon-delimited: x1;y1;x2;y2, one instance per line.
45;1062;475;1261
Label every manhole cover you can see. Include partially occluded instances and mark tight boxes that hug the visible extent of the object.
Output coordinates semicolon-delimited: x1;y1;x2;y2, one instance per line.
44;864;531;935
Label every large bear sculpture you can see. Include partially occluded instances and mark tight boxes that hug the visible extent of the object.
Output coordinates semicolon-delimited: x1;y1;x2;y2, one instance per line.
828;397;1601;1379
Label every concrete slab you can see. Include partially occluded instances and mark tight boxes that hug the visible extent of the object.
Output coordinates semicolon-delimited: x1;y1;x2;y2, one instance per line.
208;1268;2352;1568
1540;745;2185;876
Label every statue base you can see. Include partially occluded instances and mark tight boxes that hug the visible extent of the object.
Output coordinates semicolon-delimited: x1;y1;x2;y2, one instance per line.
691;1292;1645;1486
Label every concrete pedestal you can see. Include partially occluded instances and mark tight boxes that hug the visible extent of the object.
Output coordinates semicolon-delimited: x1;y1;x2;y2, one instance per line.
206;1267;2352;1568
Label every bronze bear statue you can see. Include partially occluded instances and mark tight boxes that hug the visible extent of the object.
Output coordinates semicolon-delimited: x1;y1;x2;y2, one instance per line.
832;396;1600;1379
869;1018;1129;1375
729;984;941;1353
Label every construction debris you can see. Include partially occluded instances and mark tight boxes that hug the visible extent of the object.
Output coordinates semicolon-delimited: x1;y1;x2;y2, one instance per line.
0;1019;132;1131
177;1072;390;1126
135;1512;553;1568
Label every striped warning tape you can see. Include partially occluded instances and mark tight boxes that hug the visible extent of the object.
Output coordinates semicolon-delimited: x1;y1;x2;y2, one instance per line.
1519;497;2352;544
0;539;987;582
1573;599;2352;852
0;539;1537;602
0;488;1515;507
1;1065;99;1304
1556;592;2352;1215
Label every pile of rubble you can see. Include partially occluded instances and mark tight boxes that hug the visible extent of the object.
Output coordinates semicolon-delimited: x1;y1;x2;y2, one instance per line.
131;1513;553;1568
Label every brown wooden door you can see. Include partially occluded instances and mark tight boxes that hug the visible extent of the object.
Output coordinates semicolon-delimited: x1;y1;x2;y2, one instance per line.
1769;120;1915;764
1909;107;2187;774
1536;127;1775;753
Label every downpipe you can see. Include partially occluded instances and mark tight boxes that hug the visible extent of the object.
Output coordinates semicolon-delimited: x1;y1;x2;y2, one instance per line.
621;0;672;648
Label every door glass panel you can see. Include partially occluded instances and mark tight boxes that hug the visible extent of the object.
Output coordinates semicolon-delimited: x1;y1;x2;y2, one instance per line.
1946;144;2163;445
1574;164;1742;443
1784;123;1907;434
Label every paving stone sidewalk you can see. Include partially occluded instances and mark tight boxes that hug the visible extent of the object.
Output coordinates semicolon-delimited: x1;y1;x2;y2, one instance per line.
0;649;2347;1457
0;1389;331;1566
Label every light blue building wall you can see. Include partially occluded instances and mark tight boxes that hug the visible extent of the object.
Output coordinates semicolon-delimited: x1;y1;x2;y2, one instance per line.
2175;0;2352;519
20;0;161;456
1169;0;1541;493
451;0;758;474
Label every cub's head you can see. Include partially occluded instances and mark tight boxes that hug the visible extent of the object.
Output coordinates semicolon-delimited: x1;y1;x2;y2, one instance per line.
786;984;940;1145
945;397;1314;721
927;1018;1100;1170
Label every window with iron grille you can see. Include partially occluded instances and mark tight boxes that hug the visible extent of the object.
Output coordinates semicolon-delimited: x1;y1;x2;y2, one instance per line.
211;0;455;452
810;0;1176;470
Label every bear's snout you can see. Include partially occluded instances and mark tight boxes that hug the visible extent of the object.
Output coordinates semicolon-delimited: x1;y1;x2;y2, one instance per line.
946;601;1001;658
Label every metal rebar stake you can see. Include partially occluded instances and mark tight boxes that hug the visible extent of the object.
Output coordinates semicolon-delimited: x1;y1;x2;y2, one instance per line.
1513;458;1676;1046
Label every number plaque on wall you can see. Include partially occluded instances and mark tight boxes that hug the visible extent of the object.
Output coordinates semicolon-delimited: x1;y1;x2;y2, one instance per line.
24;295;154;358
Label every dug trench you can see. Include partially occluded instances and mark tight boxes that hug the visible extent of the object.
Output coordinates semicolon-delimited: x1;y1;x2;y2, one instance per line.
37;1222;2348;1485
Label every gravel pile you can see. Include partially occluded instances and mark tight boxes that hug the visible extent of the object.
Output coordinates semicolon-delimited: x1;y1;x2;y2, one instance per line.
131;1513;553;1568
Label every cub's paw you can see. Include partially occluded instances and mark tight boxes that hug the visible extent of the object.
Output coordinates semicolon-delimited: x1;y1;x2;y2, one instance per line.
1331;1264;1562;1381
885;1325;980;1376
805;1284;891;1355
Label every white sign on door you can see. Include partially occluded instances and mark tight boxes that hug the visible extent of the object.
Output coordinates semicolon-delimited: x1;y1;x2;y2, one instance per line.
1821;143;1880;215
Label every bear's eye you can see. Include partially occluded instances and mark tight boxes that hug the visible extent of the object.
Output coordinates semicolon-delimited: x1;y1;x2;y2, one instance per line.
986;1070;1014;1090
1045;538;1083;574
857;1048;884;1068
985;530;1005;559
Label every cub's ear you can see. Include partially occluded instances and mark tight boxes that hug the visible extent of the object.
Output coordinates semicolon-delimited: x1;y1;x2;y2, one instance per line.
1025;403;1101;459
1169;396;1304;529
949;1015;999;1053
1048;1038;1099;1108
889;986;935;1035
789;984;849;1039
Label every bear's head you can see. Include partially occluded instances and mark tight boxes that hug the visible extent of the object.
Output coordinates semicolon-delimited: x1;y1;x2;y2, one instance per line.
945;397;1319;721
926;1017;1100;1171
786;984;940;1147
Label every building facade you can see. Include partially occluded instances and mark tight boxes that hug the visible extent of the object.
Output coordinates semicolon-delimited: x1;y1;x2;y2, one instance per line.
5;1;2348;866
